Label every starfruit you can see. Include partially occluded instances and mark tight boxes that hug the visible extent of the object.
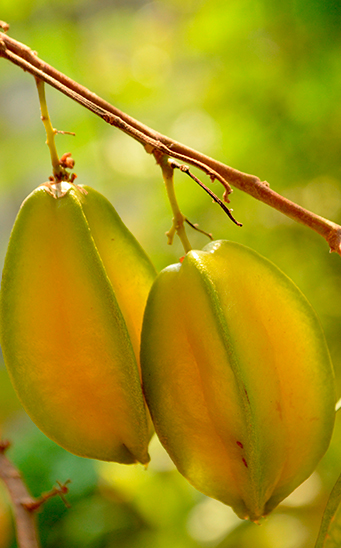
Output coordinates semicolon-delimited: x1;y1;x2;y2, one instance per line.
0;182;156;464
140;240;335;521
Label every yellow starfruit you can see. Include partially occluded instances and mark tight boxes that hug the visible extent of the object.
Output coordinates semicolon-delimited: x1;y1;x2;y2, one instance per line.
140;240;335;521
0;182;156;464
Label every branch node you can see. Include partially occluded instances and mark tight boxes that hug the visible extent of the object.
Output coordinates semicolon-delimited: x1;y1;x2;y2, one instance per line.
0;40;7;54
185;218;214;241
21;497;40;512
327;226;341;255
223;188;231;204
0;21;9;33
165;226;176;246
56;129;76;136
170;160;242;227
22;480;71;513
144;143;155;154
59;152;75;169
152;147;166;167
0;439;10;453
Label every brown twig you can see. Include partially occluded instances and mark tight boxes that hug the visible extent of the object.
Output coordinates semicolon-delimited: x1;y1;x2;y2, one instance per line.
169;159;242;226
185;218;214;241
0;440;40;548
0;21;9;32
0;28;341;254
0;440;70;548
23;480;71;511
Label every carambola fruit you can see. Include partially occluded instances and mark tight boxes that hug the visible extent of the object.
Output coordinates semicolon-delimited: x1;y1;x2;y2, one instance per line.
0;182;156;464
140;240;335;521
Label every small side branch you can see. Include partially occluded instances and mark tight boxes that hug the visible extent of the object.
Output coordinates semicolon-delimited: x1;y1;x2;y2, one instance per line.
1;28;341;254
0;21;9;32
23;481;71;512
0;440;70;548
0;440;40;548
169;160;242;226
185;218;213;241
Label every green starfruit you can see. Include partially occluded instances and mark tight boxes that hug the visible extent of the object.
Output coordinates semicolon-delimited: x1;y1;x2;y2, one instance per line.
0;182;156;464
140;240;335;521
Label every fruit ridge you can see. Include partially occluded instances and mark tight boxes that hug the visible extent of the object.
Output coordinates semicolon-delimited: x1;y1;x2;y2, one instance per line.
0;183;156;463
140;239;335;520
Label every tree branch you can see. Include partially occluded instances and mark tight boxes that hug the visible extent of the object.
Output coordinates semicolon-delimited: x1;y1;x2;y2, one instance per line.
0;440;40;548
1;28;341;255
0;440;70;548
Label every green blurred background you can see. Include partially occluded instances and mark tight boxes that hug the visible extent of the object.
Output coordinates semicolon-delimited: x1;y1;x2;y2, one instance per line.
0;0;341;546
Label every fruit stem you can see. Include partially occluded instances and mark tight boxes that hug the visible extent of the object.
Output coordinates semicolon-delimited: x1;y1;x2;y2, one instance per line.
35;77;65;181
160;156;192;253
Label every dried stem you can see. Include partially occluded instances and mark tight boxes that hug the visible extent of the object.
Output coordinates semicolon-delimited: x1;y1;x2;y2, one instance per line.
169;159;242;226
0;441;70;548
0;441;40;548
185;218;214;241
1;28;341;254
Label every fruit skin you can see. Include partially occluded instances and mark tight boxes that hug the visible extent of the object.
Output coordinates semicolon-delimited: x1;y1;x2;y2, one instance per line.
79;185;156;369
0;182;156;464
140;240;335;521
